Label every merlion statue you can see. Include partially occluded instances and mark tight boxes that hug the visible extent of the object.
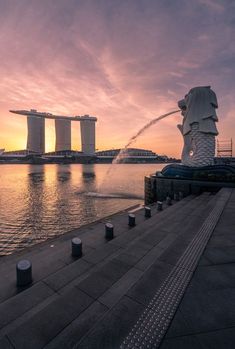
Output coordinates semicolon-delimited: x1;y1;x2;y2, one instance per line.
177;86;218;167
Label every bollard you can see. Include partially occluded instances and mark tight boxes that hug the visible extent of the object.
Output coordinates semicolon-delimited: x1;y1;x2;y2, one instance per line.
71;237;82;257
179;192;184;200
166;196;172;205
128;213;136;227
157;201;163;211
145;206;151;218
174;193;179;201
16;260;32;287
105;222;114;240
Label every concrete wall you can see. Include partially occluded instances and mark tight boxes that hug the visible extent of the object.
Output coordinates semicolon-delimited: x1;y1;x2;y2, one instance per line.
145;175;235;204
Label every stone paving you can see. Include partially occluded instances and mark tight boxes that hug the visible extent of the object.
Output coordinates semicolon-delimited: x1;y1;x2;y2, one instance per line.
160;188;235;349
0;188;234;348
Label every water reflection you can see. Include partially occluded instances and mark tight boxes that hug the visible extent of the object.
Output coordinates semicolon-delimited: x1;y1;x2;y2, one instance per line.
82;164;96;180
56;164;71;182
0;164;165;255
24;166;46;244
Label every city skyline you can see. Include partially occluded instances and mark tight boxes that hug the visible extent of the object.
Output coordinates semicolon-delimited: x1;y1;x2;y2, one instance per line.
0;0;234;157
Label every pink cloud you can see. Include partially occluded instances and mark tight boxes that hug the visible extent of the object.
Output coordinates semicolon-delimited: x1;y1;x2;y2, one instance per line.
0;0;234;156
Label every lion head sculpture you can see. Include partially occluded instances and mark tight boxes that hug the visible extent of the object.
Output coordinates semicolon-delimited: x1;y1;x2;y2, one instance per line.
178;86;218;136
177;86;219;167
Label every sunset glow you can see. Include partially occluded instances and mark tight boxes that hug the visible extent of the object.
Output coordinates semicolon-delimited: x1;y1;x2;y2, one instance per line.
0;0;234;157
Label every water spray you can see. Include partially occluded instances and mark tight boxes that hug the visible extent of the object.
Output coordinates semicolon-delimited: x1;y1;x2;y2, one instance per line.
112;109;180;165
88;109;180;198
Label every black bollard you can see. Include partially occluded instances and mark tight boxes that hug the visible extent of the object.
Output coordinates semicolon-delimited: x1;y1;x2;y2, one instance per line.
16;260;32;287
105;222;114;240
128;213;136;227
71;237;83;257
166;196;172;206
174;193;179;201
157;201;163;211
145;206;151;218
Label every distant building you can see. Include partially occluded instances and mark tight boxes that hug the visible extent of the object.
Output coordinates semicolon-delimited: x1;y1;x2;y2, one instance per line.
27;116;45;153
95;148;173;163
96;148;156;157
10;109;97;155
55;119;71;152
2;149;38;156
45;150;83;157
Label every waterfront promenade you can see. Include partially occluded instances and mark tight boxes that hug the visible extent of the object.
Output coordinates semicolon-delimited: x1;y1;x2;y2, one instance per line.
0;188;234;348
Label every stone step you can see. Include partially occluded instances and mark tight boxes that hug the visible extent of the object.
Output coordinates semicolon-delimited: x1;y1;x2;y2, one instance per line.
43;194;208;294
0;193;215;348
66;193;222;349
0;194;197;305
121;189;231;349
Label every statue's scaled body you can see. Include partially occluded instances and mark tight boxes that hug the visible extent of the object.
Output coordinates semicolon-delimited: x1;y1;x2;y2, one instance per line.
178;86;219;167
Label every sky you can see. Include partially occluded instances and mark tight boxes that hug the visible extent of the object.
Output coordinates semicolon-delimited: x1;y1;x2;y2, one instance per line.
0;0;234;157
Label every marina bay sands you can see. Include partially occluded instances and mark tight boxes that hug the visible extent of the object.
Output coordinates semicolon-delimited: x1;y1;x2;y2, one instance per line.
9;109;97;155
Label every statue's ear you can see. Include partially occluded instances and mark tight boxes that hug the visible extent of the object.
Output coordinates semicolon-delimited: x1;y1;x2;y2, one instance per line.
210;90;218;108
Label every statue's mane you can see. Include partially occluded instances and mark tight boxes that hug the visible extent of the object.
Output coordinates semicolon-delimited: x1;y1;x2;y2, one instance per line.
182;86;218;135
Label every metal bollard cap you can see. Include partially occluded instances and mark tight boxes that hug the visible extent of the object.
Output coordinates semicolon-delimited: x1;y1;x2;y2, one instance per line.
128;213;135;218
17;260;31;270
72;237;82;245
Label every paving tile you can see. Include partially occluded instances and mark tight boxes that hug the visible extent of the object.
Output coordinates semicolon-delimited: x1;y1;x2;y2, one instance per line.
196;327;235;349
43;259;92;291
160;335;205;349
186;263;235;293
82;243;120;264
137;229;168;247
157;233;178;249
203;245;235;264
158;238;191;267
207;234;235;248
165;309;192;338
28;253;67;281
135;245;165;271
0;336;14;349
44;301;108;349
127;260;173;306
76;259;131;299
76;296;145;349
98;267;143;308
0;282;54;330
197;255;212;266
179;287;235;334
114;241;150;267
7;287;93;349
0;276;18;304
110;228;144;247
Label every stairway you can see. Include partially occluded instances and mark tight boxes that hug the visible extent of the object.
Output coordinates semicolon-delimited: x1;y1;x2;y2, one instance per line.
0;189;231;349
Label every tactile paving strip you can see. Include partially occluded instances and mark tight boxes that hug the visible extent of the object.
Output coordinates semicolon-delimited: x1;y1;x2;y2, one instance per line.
120;189;231;349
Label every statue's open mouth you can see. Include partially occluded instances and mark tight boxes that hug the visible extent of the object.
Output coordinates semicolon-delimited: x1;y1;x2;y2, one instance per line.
178;99;187;111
